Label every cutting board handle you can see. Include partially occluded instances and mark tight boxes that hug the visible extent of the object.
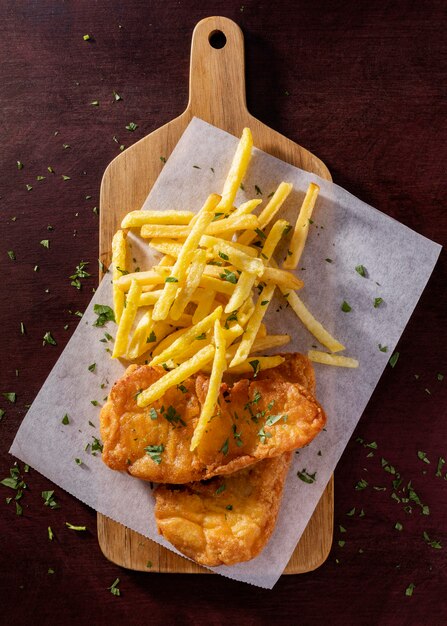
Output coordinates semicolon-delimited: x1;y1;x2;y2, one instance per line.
187;16;248;126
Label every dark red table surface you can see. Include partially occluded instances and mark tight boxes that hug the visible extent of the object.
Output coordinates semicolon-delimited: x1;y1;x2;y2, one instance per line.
1;1;446;624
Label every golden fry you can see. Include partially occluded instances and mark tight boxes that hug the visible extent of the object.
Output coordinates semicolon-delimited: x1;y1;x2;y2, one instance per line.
308;350;358;368
112;279;142;358
283;182;320;270
217;127;253;213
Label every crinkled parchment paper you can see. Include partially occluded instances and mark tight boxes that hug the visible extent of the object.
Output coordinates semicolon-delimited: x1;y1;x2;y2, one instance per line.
10;118;441;588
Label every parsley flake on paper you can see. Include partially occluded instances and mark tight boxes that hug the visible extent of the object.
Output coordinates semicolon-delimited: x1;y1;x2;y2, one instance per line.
93;304;115;327
297;469;317;484
341;300;352;313
355;265;367;277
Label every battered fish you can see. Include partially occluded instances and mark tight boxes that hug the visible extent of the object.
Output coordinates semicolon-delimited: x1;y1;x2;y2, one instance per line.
154;453;292;566
153;355;317;566
100;353;326;483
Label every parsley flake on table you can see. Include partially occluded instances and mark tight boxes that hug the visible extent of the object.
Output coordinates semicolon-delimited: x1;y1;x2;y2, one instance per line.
125;122;138;132
83;34;92;41
436;457;445;477
90;100;99;106
7;250;16;260
42;490;60;509
389;352;400;368
40;239;50;248
70;261;91;289
17;160;23;170
43;331;56;346
437;373;444;381
2;392;16;403
48;526;54;541
395;522;403;531
355;478;368;490
417;451;430;464
405;583;415;597
26;184;32;191
423;531;442;549
297;469;317;484
93;304;115;327
341;300;352;312
61;175;71;181
65;522;87;531
113;91;122;102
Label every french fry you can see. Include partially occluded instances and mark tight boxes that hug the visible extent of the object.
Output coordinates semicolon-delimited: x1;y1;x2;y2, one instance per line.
207;214;258;235
150;306;223;366
237;296;255;326
200;235;257;257
229;198;262;218
217;127;253;213
139;290;164;306
199;275;236;296
112;230;127;323
140;214;258;240
127;310;154;360
147;239;184;258
224;270;256;313
261;267;303;290
151;327;189;357
116;268;170;291
230;282;276;367
237;182;293;245
192;289;217;324
169;249;207;320
261;219;290;262
225;334;290;360
190;321;227;450
283;183;320;270
121;210;194;228
284;290;345;353
308;350;358;368
152;194;221;321
256;323;267;339
112;279;142;358
164;313;193;328
136;345;215;407
225;355;285;375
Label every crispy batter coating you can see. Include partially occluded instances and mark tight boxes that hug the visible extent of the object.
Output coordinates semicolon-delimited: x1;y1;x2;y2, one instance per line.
100;353;326;483
154;453;292;566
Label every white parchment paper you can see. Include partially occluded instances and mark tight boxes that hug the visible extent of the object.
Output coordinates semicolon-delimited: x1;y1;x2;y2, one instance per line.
10;118;441;588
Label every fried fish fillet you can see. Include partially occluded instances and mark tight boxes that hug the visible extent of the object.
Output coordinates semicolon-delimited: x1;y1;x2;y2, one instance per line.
100;353;326;484
154;453;292;567
153;355;317;566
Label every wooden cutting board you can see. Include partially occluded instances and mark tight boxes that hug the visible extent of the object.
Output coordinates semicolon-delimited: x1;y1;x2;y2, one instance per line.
98;15;333;575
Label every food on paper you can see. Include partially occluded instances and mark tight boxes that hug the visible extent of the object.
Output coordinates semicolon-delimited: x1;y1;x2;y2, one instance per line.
99;354;326;484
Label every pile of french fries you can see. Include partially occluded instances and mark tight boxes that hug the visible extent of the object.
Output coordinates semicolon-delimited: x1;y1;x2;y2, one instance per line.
110;128;358;450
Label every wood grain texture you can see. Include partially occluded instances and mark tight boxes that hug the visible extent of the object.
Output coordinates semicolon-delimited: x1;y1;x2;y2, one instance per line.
1;2;446;624
98;16;333;575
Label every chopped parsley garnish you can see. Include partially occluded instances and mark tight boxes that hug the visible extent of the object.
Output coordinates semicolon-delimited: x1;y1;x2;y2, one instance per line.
93;304;115;327
226;505;233;511
232;425;243;447
338;540;345;548
42;490;60;509
355;478;368;490
249;360;260;377
417;451;430;464
70;261;91;289
17;160;23;170
65;523;86;531
258;426;272;444
297;469;317;484
355;265;367;277
109;578;121;596
405;583;415;597
90;437;103;454
325;258;333;263
192;165;201;169
260;300;269;306
254;185;262;195
48;526;54;541
218;251;229;261
83;34;92;41
88;363;96;372
378;344;388;352
147;331;157;343
389;352;400;368
2;392;16;403
195;333;206;340
61;175;71;181
26;184;33;191
113;91;122;102
437;373;444;381
341;300;352;313
219;269;238;284
40;239;50;249
165;276;178;283
42;331;57;346
160;156;166;163
161;405;186;427
374;297;384;308
90;100;99;106
212;212;225;221
176;384;188;394
254;228;266;240
436;457;445;477
219;439;229;456
61;414;70;425
145;444;164;464
423;531;442;549
265;414;286;427
149;408;158;420
215;484;226;495
346;508;356;516
7;250;15;261
90;400;99;406
394;522;403;531
282;224;292;237
125;122;138;132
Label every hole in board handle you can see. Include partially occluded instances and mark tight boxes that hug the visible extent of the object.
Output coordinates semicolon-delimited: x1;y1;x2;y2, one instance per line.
209;30;227;49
